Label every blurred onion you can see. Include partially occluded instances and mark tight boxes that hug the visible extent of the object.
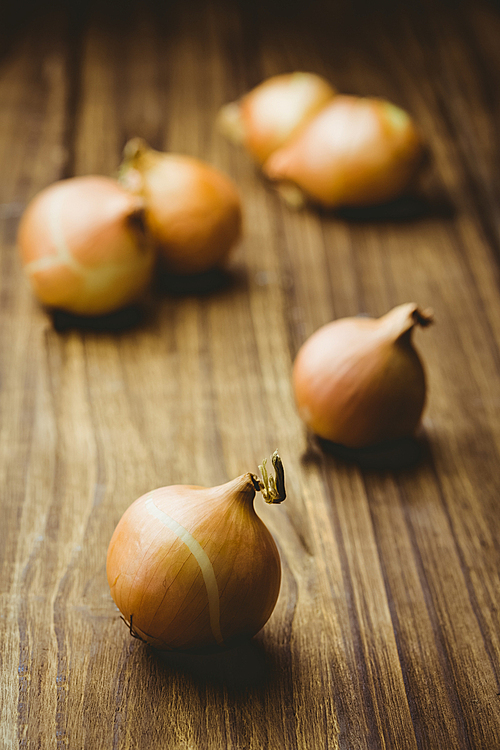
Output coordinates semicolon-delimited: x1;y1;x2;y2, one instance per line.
18;176;155;316
264;95;423;208
119;139;242;275
217;72;336;164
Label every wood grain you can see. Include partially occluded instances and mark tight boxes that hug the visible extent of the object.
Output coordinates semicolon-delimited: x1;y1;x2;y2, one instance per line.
1;1;500;748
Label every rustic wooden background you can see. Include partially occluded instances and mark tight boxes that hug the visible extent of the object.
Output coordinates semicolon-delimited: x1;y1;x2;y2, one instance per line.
1;0;500;747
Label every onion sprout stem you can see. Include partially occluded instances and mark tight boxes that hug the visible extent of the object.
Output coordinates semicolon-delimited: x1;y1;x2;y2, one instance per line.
257;451;286;504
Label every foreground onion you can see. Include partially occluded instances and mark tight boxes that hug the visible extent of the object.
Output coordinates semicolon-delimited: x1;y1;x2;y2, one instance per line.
293;304;433;448
264;95;423;208
119;139;242;274
107;452;286;651
217;72;335;164
17;176;155;316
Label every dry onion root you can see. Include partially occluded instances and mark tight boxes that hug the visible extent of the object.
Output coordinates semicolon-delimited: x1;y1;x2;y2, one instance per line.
17;176;155;316
218;74;423;209
292;304;433;448
106;452;286;652
119;139;243;275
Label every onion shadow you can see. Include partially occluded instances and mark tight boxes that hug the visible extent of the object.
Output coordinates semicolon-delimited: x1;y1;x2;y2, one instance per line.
152;635;274;691
154;266;235;297
50;303;148;333
332;193;454;223
302;431;431;472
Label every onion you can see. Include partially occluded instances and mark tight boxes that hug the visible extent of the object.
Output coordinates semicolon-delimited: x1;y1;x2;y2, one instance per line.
17;176;155;316
264;95;423;208
119;139;242;275
106;452;286;651
292;304;433;448
217;72;335;164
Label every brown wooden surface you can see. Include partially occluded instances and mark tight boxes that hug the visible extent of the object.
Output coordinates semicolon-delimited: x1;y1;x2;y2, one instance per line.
1;1;500;747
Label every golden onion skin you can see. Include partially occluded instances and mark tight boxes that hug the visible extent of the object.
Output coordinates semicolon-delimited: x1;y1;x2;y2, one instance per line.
18;176;154;316
292;304;432;448
264;96;423;208
107;472;282;652
218;72;336;164
120;140;242;275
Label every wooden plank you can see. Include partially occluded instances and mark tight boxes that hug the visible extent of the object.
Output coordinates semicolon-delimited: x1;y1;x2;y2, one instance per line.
1;1;500;748
0;12;70;750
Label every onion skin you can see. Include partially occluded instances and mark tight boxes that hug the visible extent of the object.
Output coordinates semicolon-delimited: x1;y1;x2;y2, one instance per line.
217;72;336;164
119;139;242;275
292;304;432;448
263;95;423;208
107;464;285;652
17;176;155;316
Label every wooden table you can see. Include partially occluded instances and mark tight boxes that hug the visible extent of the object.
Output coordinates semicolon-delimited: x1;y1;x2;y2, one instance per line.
1;0;500;747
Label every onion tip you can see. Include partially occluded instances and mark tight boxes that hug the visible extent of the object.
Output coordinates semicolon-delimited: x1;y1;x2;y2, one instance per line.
216;102;246;145
413;307;434;327
122;137;149;163
256;451;286;504
276;182;306;209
